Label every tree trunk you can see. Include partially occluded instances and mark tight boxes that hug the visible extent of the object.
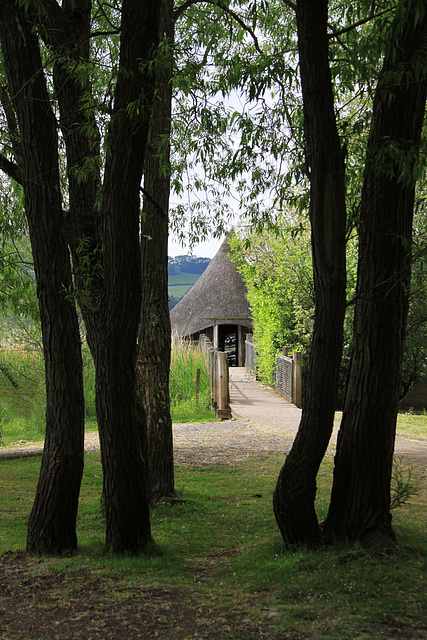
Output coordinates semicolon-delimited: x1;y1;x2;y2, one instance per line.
95;0;160;553
273;0;347;546
324;1;427;544
0;1;85;553
46;0;103;361
136;0;175;503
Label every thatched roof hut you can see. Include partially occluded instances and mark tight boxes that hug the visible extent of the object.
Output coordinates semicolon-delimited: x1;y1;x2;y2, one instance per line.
170;235;252;365
398;381;427;413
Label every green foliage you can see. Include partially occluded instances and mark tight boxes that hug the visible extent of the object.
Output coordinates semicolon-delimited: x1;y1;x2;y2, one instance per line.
1;0;425;414
390;457;422;510
170;0;300;245
231;223;314;383
81;340;96;420
64;238;104;313
232;202;427;404
0;0;424;260
169;0;398;245
0;182;38;323
232;222;358;400
171;0;427;402
401;202;427;396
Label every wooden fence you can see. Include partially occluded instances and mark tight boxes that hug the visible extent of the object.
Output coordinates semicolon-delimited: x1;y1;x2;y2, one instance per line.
245;338;302;408
198;334;231;419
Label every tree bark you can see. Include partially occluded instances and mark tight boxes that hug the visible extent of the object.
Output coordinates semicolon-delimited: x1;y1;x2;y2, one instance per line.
324;1;427;544
136;0;176;503
95;0;160;553
0;1;85;553
44;0;103;361
273;0;347;546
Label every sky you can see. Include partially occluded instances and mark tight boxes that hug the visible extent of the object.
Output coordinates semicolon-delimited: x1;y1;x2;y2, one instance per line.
167;232;225;258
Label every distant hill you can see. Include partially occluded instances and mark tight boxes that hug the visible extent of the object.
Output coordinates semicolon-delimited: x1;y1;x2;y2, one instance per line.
168;255;211;276
168;255;211;310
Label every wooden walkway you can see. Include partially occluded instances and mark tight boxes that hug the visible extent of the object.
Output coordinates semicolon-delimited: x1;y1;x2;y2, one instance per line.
229;367;302;434
228;367;427;469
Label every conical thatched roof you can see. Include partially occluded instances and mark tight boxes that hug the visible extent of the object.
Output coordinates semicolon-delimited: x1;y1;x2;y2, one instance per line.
398;381;427;412
170;235;252;338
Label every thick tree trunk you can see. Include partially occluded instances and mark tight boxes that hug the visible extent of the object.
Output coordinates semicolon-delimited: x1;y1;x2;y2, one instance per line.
95;0;160;553
324;1;427;544
273;0;347;546
136;0;175;503
44;0;102;360
0;1;85;553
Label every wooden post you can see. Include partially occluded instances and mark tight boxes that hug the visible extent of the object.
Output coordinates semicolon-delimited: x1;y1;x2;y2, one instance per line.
209;348;216;408
195;367;200;403
238;325;243;367
293;350;302;408
216;351;231;419
213;323;219;351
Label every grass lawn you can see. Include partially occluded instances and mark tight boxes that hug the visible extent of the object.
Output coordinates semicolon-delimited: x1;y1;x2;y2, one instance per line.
168;274;200;286
333;411;427;443
168;283;194;298
168;273;200;299
396;411;427;442
0;450;426;639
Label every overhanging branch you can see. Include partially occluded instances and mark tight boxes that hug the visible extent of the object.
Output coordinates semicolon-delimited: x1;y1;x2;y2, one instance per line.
174;0;262;54
0;153;23;185
328;6;397;39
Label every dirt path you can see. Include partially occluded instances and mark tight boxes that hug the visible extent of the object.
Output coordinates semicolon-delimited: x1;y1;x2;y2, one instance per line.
1;418;426;470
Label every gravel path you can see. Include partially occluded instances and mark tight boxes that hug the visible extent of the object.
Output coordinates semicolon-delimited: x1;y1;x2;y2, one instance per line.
0;420;293;465
1;417;426;470
171;419;295;466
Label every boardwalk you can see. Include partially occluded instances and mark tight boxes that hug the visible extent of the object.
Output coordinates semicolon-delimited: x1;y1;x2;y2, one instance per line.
229;367;341;447
229;367;302;434
229;367;426;469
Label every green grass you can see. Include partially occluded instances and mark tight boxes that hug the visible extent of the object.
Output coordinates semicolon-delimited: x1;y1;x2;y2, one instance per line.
168;273;200;299
168;274;200;286
0;340;97;446
1;452;426;639
168;273;201;300
168;284;193;299
169;339;217;423
0;339;215;446
0;346;46;445
396;411;427;442
334;410;427;442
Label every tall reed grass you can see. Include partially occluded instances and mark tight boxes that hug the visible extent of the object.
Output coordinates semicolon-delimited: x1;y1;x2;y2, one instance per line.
0;336;214;445
169;337;215;423
0;344;45;444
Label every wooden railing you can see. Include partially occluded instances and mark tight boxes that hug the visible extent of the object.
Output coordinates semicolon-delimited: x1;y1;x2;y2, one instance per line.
245;335;256;374
274;348;302;408
198;334;231;420
244;338;302;408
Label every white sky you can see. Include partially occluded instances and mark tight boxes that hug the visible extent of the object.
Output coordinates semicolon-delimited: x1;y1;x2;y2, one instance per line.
168;232;224;258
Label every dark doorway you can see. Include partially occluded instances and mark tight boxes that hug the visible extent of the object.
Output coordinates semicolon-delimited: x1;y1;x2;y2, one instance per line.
218;324;238;367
